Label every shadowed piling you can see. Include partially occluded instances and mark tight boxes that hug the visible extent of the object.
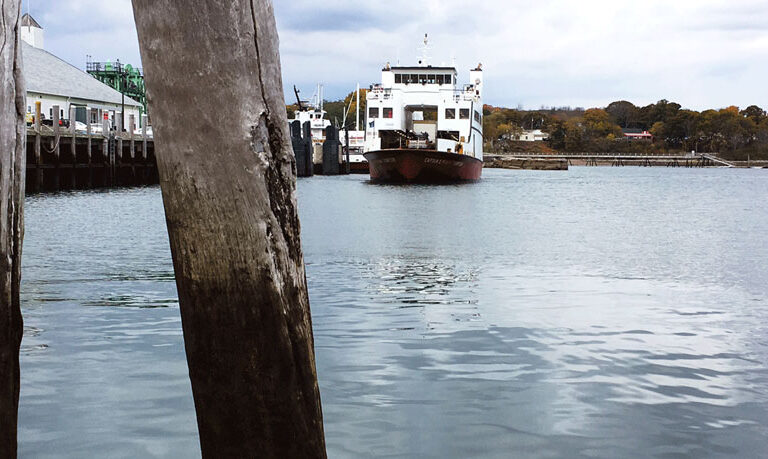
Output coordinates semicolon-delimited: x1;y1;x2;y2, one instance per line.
0;1;26;457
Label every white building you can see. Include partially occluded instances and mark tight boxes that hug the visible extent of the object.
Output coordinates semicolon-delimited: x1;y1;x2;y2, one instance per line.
518;129;549;142
20;14;143;129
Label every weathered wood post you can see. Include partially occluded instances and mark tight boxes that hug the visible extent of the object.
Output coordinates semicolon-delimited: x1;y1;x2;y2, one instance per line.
141;115;148;183
141;114;148;160
52;104;60;190
129;114;136;183
1;2;26;456
131;1;326;457
322;125;341;175
34;101;42;192
87;109;93;188
116;127;123;186
129;114;136;158
303;121;314;177
69;106;77;189
102;117;110;187
290;120;306;177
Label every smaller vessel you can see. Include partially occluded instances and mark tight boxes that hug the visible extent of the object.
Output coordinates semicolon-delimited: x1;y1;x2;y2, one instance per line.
339;83;368;173
289;84;330;146
363;35;484;183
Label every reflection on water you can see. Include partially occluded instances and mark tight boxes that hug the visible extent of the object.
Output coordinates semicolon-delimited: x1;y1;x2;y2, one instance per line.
20;169;768;458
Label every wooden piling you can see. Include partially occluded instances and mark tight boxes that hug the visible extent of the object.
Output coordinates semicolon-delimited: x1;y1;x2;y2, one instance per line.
129;114;135;159
52;104;60;190
102;118;110;187
34;101;42;192
129;114;136;181
141;114;148;160
131;1;327;456
117;136;123;186
87;109;94;187
1;2;26;455
69;106;77;188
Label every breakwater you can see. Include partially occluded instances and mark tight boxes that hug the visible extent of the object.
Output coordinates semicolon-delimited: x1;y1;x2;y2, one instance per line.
485;152;740;168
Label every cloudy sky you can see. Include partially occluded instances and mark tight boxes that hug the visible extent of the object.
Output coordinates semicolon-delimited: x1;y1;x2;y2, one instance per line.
23;0;768;110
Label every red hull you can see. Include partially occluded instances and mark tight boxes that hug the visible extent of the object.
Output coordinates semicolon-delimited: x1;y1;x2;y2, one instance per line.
364;149;483;183
349;161;370;173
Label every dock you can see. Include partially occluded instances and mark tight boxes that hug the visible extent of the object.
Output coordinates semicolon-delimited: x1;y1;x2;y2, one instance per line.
485;152;739;168
25;105;157;193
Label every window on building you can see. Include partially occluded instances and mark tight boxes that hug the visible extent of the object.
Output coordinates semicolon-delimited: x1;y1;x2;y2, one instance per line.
436;75;444;85
383;108;393;118
459;108;470;119
445;108;456;119
474;111;481;123
419;74;427;84
445;74;452;84
395;74;402;84
427;74;436;84
369;107;379;119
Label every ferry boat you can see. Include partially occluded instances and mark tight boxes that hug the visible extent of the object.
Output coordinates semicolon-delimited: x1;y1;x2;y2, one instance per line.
363;35;484;183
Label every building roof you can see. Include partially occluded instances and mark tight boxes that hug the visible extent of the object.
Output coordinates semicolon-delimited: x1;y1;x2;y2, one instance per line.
21;13;41;29
21;41;142;107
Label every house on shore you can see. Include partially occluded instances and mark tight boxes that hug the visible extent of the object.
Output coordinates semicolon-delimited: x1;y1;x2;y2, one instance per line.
20;13;143;129
518;129;549;142
622;128;653;141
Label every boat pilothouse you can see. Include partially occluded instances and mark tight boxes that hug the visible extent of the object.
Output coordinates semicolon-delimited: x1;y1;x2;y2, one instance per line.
363;35;484;183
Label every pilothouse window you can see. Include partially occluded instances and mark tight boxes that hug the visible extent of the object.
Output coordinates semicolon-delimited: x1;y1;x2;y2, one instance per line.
369;107;379;119
459;108;470;119
436;75;444;85
395;74;402;83
427;74;436;84
445;74;452;84
383;108;393;119
445;108;455;119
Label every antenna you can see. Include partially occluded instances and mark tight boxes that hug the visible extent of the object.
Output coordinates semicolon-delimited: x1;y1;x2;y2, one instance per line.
418;33;431;67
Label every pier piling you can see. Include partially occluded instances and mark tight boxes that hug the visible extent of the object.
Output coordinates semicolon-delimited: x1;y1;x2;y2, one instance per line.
1;2;26;455
52;105;61;190
131;0;326;456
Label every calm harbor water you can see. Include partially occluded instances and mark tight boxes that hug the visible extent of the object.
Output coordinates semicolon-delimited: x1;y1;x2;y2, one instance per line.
18;167;768;458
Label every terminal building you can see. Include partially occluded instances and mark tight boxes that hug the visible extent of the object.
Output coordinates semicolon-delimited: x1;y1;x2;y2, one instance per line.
20;13;143;129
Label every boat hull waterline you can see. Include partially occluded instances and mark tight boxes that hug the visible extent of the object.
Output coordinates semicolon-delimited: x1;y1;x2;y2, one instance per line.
364;149;483;183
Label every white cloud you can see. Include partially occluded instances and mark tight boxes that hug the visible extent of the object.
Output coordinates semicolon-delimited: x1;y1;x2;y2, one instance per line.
25;0;768;110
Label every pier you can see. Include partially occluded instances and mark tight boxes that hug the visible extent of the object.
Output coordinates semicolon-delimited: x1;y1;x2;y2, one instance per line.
25;105;157;193
485;152;739;168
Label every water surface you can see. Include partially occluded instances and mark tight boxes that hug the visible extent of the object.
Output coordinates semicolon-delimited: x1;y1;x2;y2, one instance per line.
19;168;768;457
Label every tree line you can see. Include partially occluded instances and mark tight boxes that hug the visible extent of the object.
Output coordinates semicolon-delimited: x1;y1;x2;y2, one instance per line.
483;100;768;160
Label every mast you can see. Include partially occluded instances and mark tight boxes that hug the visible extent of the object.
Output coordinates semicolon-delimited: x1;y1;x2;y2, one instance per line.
355;83;360;131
